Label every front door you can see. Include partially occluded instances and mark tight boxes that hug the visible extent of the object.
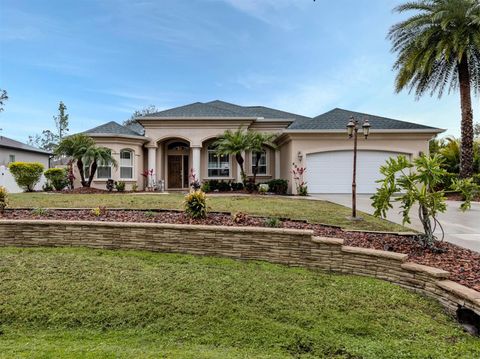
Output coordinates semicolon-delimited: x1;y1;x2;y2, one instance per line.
168;155;183;188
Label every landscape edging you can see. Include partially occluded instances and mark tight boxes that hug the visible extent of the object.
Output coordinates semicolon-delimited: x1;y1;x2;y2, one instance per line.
0;219;478;316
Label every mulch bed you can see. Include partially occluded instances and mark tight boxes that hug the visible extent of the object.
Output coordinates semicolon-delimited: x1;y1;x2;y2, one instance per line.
1;209;479;292
446;192;480;202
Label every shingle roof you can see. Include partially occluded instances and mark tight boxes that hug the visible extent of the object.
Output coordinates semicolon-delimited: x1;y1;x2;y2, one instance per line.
83;121;145;137
0;136;51;155
139;100;310;121
288;108;441;131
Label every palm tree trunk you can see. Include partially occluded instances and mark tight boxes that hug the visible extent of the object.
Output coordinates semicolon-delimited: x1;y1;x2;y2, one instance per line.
235;153;246;184
76;158;87;187
458;56;474;178
252;152;261;184
87;161;97;187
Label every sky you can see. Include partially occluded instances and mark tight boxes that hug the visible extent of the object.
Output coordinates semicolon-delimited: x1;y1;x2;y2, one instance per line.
1;0;479;143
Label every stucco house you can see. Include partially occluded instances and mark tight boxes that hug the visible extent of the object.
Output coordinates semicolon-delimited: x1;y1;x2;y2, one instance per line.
81;100;443;194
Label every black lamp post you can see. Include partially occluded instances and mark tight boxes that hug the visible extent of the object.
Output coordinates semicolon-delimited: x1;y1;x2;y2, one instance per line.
346;116;371;220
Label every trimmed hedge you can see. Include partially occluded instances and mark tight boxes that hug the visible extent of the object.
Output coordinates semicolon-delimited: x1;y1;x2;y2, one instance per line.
8;162;44;192
44;168;68;191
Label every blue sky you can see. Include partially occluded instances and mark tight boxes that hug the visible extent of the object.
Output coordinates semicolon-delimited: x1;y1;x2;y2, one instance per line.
1;0;478;142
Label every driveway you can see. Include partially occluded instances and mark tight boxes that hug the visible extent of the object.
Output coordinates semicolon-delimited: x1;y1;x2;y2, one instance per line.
313;194;480;253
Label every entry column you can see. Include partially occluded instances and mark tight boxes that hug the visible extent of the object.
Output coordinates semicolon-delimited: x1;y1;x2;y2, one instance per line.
147;145;157;187
192;146;202;182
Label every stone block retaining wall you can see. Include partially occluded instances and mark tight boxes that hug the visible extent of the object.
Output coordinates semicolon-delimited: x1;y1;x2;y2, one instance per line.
0;220;479;316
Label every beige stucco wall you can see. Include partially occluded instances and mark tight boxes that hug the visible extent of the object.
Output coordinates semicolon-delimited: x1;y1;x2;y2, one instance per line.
0;148;50;168
280;132;434;194
75;137;146;190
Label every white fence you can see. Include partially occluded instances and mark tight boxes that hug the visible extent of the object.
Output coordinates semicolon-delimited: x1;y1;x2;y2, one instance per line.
0;165;46;193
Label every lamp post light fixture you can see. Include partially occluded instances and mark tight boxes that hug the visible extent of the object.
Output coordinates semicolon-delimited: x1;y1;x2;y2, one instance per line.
346;116;371;220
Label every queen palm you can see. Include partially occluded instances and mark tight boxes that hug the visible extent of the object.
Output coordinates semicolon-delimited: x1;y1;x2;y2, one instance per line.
213;128;251;183
388;0;480;178
83;146;118;187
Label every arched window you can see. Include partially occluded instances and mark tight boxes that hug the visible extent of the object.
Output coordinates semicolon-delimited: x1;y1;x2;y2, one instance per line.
207;145;230;177
120;149;134;179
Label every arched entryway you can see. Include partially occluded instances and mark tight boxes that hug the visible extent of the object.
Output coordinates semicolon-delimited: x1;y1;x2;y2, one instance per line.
165;140;190;189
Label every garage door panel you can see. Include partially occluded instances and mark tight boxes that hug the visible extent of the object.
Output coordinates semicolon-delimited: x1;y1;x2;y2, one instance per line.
306;151;404;194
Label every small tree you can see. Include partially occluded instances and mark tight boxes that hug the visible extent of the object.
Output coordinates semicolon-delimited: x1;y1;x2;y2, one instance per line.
44;168;69;191
8;162;45;192
83;146;117;187
249;131;278;184
213;128;251;184
0;89;8;112
371;154;479;248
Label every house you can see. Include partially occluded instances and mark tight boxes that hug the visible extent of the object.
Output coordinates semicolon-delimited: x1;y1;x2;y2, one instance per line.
0;135;51;192
80;100;443;194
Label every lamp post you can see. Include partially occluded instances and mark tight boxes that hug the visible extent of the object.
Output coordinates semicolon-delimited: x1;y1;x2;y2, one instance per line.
346;116;371;220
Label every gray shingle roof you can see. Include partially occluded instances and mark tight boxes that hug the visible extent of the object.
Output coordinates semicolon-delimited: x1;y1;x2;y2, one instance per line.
83;121;145;137
288;108;440;131
0;136;51;154
139;100;310;121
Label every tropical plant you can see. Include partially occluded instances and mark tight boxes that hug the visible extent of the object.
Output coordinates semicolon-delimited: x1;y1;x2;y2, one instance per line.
388;0;480;178
292;163;307;196
435;137;480;174
213;128;250;184
0;186;8;214
115;181;126;192
32;208;48;216
8;162;44;192
44;168;69;191
55;134;117;187
91;206;108;217
184;190;208;219
371;154;479;248
249;131;278;184
264;217;281;228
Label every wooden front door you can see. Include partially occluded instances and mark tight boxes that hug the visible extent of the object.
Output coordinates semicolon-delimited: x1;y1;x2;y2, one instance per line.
168;155;183;188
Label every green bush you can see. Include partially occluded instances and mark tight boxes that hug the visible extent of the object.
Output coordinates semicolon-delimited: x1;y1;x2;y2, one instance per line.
44;168;68;191
8;162;44;192
115;181;126;192
266;179;288;195
231;182;244;191
264;217;281;228
201;181;211;193
0;186;8;214
184;190;208;219
217;181;231;192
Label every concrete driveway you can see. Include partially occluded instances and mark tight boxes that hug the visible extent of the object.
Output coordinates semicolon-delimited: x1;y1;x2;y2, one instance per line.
313;194;480;253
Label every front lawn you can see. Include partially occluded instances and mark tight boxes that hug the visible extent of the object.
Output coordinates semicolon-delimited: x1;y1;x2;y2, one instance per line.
7;193;407;232
0;247;477;358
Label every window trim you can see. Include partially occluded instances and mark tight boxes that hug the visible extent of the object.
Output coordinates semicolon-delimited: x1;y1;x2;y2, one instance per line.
207;145;231;178
119;149;135;180
8;154;15;164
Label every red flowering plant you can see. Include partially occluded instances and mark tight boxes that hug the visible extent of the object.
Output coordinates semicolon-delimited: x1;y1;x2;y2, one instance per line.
291;163;308;196
189;169;201;190
141;169;155;189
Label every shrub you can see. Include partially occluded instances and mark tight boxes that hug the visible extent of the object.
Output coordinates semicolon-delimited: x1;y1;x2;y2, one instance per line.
32;208;48;216
264;217;281;228
42;182;54;192
297;185;308;196
0;186;7;214
231;182;244;191
218;181;231;192
258;183;269;194
132;183;138;192
91;206;108;217
106;179;115;192
144;211;157;218
201;182;211;193
245;179;258;193
115;181;126;192
267;179;288;195
207;180;219;191
184;190;208;219
8;162;44;192
44;168;68;191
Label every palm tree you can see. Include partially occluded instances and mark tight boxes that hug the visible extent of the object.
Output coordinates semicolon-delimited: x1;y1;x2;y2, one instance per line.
55;134;95;187
388;0;480;178
83;146;118;187
248;131;278;184
213;128;251;183
437;136;480;173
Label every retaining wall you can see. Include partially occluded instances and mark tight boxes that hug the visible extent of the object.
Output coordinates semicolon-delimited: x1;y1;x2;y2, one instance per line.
0;220;478;316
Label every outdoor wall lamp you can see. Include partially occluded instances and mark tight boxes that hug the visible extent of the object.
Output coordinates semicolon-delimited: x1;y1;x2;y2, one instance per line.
297;151;303;162
346;116;372;220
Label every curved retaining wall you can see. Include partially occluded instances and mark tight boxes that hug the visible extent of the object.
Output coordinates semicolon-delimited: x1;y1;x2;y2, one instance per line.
0;219;479;316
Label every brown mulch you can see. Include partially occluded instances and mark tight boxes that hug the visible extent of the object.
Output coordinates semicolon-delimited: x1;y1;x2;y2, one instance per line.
1;209;479;291
446;192;480;202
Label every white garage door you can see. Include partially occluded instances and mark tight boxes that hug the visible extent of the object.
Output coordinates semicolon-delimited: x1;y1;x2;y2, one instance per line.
306;150;406;194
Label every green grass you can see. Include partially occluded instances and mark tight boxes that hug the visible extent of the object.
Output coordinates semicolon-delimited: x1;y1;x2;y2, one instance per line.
0;247;478;358
8;193;407;231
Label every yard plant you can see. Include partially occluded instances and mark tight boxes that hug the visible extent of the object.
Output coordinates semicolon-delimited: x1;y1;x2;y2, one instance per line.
44;168;69;191
8;162;44;192
184;190;208;219
0;186;7;213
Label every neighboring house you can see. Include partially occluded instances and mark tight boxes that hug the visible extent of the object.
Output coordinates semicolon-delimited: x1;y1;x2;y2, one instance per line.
0;135;51;193
79;100;443;194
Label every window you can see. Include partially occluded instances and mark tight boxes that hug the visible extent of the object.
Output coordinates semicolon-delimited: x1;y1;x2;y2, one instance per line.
208;145;230;177
251;150;267;175
8;154;15;163
84;160;111;179
120;150;134;179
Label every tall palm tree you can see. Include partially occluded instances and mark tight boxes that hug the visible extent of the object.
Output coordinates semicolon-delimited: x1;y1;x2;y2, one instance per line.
248;131;278;184
213;128;251;183
55;134;95;187
83;146;118;187
388;0;480;178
